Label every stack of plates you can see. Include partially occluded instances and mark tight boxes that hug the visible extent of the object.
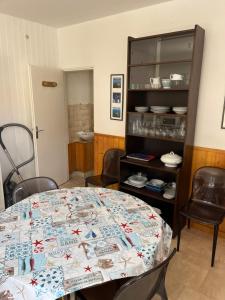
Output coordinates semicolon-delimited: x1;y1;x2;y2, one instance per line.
145;179;166;193
172;107;187;114
135;106;149;113
150;106;170;113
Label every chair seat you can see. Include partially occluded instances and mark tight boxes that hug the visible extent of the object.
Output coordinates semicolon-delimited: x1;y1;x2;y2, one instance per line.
180;201;225;225
85;175;118;187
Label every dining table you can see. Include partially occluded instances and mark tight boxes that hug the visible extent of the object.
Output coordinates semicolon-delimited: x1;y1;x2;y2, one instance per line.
0;187;172;300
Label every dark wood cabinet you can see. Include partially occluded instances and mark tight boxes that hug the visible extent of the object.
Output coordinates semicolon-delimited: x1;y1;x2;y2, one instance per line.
119;25;205;236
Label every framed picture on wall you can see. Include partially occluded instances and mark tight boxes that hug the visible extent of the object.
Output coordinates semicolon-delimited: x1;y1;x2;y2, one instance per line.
221;98;225;129
110;74;124;120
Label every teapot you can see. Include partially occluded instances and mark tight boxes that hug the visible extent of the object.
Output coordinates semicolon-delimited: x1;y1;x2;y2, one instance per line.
150;77;161;89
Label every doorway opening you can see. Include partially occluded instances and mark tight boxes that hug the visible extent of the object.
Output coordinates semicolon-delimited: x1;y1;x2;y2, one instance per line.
64;69;94;181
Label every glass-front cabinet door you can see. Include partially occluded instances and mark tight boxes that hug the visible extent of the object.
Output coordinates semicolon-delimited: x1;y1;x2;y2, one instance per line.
128;32;194;90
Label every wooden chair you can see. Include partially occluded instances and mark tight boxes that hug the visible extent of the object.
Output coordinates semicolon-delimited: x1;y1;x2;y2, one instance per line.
177;166;225;267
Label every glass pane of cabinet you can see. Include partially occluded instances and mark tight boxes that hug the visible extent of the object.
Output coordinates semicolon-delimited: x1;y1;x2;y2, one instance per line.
129;62;191;89
160;34;194;61
130;38;159;65
129;33;194;65
127;113;186;140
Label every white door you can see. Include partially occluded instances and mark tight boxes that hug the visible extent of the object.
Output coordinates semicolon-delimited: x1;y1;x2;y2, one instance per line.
29;65;69;185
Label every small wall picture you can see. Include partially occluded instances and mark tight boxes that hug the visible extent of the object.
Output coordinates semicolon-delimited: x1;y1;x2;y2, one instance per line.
110;74;124;120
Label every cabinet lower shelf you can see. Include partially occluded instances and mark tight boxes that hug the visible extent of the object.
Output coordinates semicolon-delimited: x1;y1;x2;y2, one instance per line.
120;183;176;205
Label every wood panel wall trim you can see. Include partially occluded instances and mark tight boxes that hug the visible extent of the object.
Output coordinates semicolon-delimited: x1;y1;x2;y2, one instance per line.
194;146;225;155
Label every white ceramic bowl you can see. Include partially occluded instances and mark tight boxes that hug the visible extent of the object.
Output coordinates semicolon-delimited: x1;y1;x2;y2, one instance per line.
77;131;94;141
172;107;187;114
128;174;148;185
135;106;149;113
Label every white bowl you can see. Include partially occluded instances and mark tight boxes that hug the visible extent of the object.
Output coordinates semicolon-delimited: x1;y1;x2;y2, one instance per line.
77;131;94;141
135;106;149;112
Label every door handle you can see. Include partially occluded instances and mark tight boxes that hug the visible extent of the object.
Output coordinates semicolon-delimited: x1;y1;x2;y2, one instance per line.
36;126;44;139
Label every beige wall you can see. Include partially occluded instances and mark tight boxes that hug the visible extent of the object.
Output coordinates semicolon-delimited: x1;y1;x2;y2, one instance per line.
58;0;225;150
65;70;93;105
0;13;58;180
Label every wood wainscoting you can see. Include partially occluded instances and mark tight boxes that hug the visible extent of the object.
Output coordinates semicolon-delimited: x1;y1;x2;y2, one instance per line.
94;133;125;175
94;133;225;235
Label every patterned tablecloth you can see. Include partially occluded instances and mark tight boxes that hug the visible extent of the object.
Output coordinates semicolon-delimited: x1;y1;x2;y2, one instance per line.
0;187;172;300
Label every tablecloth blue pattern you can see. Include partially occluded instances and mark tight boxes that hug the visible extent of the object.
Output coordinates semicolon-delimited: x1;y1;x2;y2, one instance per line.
0;187;172;299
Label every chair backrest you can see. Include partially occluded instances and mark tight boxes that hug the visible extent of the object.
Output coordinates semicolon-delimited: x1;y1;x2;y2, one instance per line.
102;148;125;178
191;166;225;208
12;176;58;204
113;249;176;300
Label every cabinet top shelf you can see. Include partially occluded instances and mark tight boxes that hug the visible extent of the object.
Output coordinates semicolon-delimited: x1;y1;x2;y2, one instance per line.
128;59;192;67
127;112;187;117
128;88;189;92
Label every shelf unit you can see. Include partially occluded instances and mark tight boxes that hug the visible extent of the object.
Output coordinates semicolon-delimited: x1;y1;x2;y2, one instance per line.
119;25;205;236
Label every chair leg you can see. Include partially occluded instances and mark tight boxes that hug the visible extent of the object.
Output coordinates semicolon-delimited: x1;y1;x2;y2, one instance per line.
187;218;191;229
157;276;168;300
211;224;219;267
177;215;182;251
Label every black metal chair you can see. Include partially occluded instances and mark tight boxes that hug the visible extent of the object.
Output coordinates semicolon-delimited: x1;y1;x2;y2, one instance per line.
12;176;59;204
177;166;225;267
85;148;125;187
77;249;176;300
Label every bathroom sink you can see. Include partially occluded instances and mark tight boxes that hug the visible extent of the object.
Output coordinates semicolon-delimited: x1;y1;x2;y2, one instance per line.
77;131;94;141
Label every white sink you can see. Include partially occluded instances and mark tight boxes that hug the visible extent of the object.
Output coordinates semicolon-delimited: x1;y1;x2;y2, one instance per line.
77;131;94;141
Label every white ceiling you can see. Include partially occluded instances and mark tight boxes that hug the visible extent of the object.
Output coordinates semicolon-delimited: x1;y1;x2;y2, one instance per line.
0;0;172;28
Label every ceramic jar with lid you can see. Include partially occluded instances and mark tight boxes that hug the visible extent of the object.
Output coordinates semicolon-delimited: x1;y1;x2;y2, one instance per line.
160;151;182;168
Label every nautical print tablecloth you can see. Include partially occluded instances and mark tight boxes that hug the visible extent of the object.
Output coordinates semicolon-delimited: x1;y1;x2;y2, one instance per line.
0;187;172;300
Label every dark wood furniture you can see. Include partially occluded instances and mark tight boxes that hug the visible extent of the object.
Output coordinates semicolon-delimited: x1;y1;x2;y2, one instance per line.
177;166;225;267
119;25;205;236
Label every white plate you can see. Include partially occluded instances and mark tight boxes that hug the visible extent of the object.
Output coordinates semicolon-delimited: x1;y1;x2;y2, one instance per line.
124;180;145;188
150;106;170;109
148;179;165;187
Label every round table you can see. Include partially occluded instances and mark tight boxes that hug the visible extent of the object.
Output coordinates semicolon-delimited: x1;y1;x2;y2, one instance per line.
0;187;172;300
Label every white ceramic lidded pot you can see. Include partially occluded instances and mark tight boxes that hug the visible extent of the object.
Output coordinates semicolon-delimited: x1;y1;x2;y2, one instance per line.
160;151;182;167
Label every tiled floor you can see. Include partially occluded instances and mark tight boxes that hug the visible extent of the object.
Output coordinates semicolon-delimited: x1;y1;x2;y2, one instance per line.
62;177;225;300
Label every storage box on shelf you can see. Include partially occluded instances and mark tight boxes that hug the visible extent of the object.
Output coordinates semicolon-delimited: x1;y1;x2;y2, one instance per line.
120;25;205;236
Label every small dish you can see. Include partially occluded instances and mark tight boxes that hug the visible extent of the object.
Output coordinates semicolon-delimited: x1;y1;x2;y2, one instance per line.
172;107;187;115
135;106;149;113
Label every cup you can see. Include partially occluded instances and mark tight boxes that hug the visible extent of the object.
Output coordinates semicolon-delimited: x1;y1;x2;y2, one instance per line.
150;77;161;89
170;74;183;81
161;78;171;89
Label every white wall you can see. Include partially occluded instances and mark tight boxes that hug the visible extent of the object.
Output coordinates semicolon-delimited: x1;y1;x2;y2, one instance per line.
65;70;93;105
58;0;225;150
0;13;58;180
